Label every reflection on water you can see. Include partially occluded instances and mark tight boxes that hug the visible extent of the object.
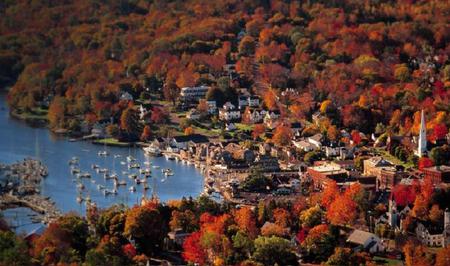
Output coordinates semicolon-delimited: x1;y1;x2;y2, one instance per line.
0;92;203;219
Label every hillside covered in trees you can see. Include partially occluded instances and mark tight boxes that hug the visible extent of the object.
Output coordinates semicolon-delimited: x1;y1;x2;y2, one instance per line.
0;0;449;139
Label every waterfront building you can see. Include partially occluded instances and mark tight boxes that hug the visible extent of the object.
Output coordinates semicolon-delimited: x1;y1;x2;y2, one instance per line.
179;86;210;102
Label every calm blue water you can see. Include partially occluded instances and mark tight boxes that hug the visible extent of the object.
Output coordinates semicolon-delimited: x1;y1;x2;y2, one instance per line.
0;92;203;221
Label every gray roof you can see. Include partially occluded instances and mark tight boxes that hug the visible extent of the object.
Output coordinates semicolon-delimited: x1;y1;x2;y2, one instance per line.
347;229;377;245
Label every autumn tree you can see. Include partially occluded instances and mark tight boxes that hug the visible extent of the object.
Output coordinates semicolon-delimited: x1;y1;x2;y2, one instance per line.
321;181;339;208
123;205;165;254
239;36;256;56
412;195;428;221
435;246;450;266
272;125;293;146
140;125;151;141
252;236;297;266
184;127;194;135
182;232;206;265
403;241;431;266
326;195;357;226
301;224;336;263
234;207;258;239
252;124;265;140
299;205;323;228
263;89;278;110
120;107;141;141
48;96;66;129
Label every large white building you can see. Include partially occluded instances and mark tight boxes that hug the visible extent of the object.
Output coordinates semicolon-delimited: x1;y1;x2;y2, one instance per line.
219;102;241;121
179;86;210;101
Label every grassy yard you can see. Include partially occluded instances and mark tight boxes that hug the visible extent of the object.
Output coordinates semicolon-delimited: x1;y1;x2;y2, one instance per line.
374;148;415;168
373;256;403;265
93;138;132;147
12;108;48;121
235;123;254;131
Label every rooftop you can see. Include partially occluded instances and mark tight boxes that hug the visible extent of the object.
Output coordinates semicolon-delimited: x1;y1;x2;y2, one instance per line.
347;229;377;245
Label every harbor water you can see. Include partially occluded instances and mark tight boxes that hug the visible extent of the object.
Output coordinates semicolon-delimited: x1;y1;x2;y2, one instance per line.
0;91;203;232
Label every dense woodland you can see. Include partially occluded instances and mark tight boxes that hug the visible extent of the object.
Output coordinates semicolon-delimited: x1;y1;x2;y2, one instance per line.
0;0;449;140
1;1;450;265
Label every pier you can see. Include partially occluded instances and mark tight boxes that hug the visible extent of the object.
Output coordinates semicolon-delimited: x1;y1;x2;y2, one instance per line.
0;158;61;224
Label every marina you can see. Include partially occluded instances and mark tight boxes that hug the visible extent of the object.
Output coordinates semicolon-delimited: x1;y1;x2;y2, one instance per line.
0;92;204;229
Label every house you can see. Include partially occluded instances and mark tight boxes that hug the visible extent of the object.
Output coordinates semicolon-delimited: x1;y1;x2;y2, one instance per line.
246;108;266;124
421;165;450;186
312;111;324;125
186;108;201;120
307;163;349;187
179;86;210;102
120;91;134;101
206;100;217;114
138;105;148;121
167;229;191;247
170;134;209;150
219;102;241;121
263;110;281;129
238;95;260;109
290;122;303;138
225;123;237;131
415;209;450;247
307;133;323;149
254;154;280;172
363;157;402;191
346;229;385;253
293;140;316;152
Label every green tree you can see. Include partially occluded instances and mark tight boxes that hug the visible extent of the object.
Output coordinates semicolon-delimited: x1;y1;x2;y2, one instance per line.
252;236;297;266
299;205;323;228
430;145;450;166
120;107;141;141
0;231;31;266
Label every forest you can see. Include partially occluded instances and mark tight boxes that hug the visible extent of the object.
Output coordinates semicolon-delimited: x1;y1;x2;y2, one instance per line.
0;0;448;142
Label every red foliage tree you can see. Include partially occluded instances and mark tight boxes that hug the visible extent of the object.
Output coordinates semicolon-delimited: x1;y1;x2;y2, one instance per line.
418;157;434;170
392;184;416;206
182;232;206;265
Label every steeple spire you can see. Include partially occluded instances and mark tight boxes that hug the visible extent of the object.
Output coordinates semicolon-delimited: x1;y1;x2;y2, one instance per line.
417;109;427;157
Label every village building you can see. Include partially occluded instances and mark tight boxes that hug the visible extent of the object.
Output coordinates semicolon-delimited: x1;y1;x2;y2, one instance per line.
179;86;210;102
120;91;134;101
263;110;281;129
218;102;241;122
206;100;217;114
415;209;450;247
307;163;349;188
363;157;402;191
186;108;201;120
415;110;427;157
238;95;260;109
169;134;209;150
421;165;450;186
346;229;385;253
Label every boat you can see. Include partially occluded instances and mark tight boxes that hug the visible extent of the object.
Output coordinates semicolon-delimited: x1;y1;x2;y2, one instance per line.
71;168;81;175
77;183;85;190
162;168;174;176
91;164;100;169
98;150;109;156
165;154;176;160
143;145;162;156
110;173;119;179
104;189;118;196
152;165;160;169
76;196;84;203
69;138;77;142
143;183;150;190
68;158;79;165
79;172;91;178
128;174;138;179
98;168;108;173
117;180;127;186
126;155;136;162
129;186;136;192
120;161;126;165
135;178;141;184
97;184;105;190
114;154;122;158
122;170;128;175
144;161;151;166
128;163;140;169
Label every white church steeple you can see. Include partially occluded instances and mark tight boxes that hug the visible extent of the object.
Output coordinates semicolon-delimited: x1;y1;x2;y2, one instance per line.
416;109;427;157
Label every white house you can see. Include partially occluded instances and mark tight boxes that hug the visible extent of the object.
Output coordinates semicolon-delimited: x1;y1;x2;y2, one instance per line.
346;229;385;253
307;133;323;149
415;209;450;247
219;102;241;121
186;108;201;120
293;140;315;151
225;123;237;131
179;86;210;101
120;92;134;101
206;100;217;114
238;95;260;109
263;110;281;129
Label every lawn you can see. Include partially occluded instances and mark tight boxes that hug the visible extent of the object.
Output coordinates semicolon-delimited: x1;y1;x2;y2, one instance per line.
235;123;254;131
373;256;403;265
93;138;132;147
374;148;415;168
